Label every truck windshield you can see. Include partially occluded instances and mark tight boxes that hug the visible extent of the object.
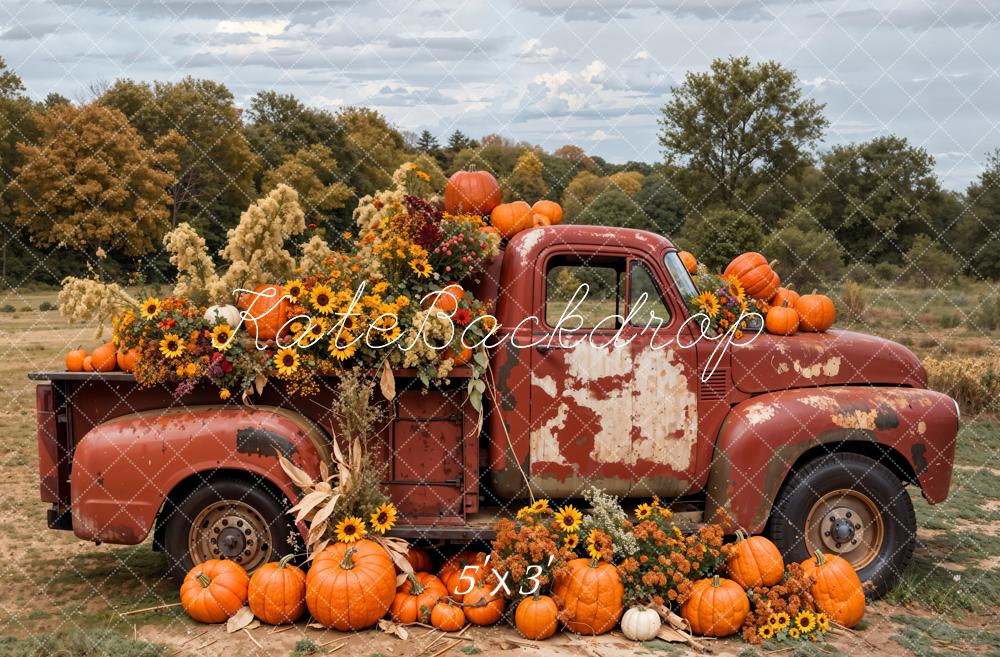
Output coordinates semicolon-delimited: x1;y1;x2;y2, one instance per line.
663;251;698;300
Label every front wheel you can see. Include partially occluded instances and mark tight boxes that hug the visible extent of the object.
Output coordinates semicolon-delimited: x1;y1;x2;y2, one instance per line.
765;453;916;599
161;477;298;579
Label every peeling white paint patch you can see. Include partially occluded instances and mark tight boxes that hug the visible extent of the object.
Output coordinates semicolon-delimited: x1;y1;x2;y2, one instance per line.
746;403;776;426
566;384;632;463
776;362;790;373
631;349;697;468
516;229;544;260
792;356;842;379
918;421;927;435
564;343;631;380
530;402;569;465
799;395;840;412
832;408;878;430
535;374;557;398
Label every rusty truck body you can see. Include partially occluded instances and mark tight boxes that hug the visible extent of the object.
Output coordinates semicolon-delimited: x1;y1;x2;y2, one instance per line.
31;225;959;597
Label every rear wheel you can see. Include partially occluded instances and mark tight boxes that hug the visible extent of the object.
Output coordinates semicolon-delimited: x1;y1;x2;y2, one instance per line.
765;453;916;599
161;477;298;579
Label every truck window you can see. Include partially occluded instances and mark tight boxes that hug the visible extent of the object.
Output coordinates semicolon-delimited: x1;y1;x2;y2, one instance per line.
545;257;625;328
663;251;699;299
628;261;671;327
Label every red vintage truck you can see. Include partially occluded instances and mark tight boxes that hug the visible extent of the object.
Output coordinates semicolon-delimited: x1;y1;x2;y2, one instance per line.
31;225;959;598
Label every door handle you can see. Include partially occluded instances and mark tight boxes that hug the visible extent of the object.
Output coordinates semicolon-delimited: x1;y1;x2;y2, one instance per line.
535;344;565;354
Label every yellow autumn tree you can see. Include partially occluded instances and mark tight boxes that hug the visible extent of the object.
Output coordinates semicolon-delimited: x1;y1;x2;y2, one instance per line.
261;144;353;223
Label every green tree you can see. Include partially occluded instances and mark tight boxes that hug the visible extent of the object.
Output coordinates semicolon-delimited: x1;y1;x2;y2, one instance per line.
449;134;523;178
446;129;473;152
634;174;686;236
677;208;765;271
816;135;945;264
261;144;353;224
575;188;643;228
902;233;960;287
507;149;547;202
764;206;846;290
954;150;1000;279
244;91;347;170
416;130;440;153
658;56;828;214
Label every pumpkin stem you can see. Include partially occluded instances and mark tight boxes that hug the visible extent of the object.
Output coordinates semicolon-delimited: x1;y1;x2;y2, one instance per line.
339;547;357;570
589;557;600;568
814;550;826;565
735;529;748;542
277;553;297;569
196;573;212;588
712;574;721;588
408;572;425;595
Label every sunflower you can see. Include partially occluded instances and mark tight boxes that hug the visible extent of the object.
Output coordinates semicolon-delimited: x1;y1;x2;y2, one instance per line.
758;624;775;640
563;534;579;549
693;291;721;318
159;333;184;359
372;281;389;295
328;332;358;361
310;284;336;315
794;610;816;633
815;613;829;633
298;318;328;347
335;516;366;543
529;499;551;514
211;324;234;351
516;505;532;520
370;502;397;534
770;612;790;629
788;628;800;639
285;279;304;301
635;503;653;520
586;529;612;560
274;347;299;376
410;259;432;278
553;505;582;533
140;297;161;320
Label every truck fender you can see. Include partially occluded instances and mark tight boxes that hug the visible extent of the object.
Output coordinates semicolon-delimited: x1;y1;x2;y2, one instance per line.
704;386;958;533
70;405;328;545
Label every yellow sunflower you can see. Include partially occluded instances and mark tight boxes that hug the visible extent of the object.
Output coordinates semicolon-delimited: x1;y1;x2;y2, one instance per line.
553;505;582;533
585;529;612;560
693;291;721;318
794;610;816;633
211;324;233;351
372;281;389;295
140;297;161;320
635;503;653;520
328;332;358;361
285;279;304;301
274;347;299;376
758;624;775;640
335;516;366;543
310;284;336;315
395;295;410;308
516;505;532;520
815;613;829;633
370;502;397;534
410;259;432;278
159;333;184;359
788;628;800;639
770;612;790;629
563;534;579;549
529;499;551;514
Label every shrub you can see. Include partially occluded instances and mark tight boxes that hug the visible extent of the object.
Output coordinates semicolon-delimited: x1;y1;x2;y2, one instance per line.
973;295;1000;331
902;234;960;287
873;262;903;284
763;207;845;290
924;352;1000;416
838;281;868;321
0;304;14;313
39;301;56;311
678;208;765;271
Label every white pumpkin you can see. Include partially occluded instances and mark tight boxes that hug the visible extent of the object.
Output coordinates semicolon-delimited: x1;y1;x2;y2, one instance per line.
204;304;241;326
621;606;661;641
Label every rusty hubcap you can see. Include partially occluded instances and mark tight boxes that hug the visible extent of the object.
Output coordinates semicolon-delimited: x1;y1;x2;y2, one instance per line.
189;500;271;572
804;488;884;571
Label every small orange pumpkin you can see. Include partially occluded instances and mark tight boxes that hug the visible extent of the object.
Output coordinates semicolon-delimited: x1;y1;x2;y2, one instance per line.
724;252;780;300
515;594;559;640
445;345;473;366
66;349;88;372
305;540;396;630
462;581;505;626
430;600;466;632
531;213;551;228
439;551;487;603
248;554;306;625
726;531;785;588
180;559;249;624
801;551;865;628
239;284;290;341
445;169;502;215
795;293;836;332
405;546;433;573
770;286;800;308
490;201;533;238
90;342;117;372
552;558;623;635
680;575;749;637
82;356;94;372
390;572;447;624
678;251;697;274
532;200;563;225
765;302;800;336
431;284;465;312
116;347;140;373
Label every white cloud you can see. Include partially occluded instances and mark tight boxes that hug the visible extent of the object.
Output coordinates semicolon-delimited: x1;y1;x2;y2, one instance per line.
215;19;288;35
517;38;561;63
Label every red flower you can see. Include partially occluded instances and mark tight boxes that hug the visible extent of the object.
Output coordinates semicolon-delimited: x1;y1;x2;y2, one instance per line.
453;308;472;325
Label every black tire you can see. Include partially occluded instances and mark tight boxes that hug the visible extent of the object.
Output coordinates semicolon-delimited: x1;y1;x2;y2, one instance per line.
765;453;916;599
161;477;298;579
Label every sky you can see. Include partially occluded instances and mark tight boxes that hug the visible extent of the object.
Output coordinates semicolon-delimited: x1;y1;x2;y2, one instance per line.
1;0;998;190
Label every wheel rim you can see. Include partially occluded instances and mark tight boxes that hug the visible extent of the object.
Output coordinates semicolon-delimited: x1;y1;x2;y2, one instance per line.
188;500;272;572
804;488;884;571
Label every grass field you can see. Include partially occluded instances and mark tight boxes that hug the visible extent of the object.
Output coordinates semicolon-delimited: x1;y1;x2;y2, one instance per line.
0;285;998;656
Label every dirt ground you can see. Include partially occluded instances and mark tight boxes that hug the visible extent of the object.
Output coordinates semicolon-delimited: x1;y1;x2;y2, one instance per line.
2;288;999;657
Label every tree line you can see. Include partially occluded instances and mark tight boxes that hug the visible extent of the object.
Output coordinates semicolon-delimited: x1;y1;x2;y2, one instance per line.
0;55;997;290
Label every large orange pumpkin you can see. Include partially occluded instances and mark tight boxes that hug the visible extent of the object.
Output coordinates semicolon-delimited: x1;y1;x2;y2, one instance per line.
305;540;396;630
404;546;433;573
726;531;785;589
490;201;533;238
515;594;559;640
248;554;306;625
462;581;505;626
66;349;87;372
532;200;563;225
552;558;623;635
390;572;447;624
239;284;290;341
770;286;800;309
680;575;748;637
678;251;698;274
116;347;140;373
180;559;249;624
430;600;466;632
90;342;117;372
765;302;799;336
724;252;780;300
801;551;865;628
444;169;501;215
439;551;487;603
795;294;836;332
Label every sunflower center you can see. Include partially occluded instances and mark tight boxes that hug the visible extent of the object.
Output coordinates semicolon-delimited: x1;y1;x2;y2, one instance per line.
317;294;329;306
218;332;229;342
167;340;177;350
283;355;294;366
344;525;356;535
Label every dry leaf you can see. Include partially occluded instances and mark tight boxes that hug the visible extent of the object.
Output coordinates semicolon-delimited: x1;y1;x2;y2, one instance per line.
655;626;688;643
254;373;267;394
226;607;255;633
380;360;396;400
290;490;331;522
277;453;314;489
310;493;341;528
378;619;409;641
307;622;326;630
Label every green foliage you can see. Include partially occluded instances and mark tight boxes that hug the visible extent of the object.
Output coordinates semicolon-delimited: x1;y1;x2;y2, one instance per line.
562;170;608;221
245;91;347;170
507;149;548;202
633;174;686;236
0;630;165;657
290;639;322;657
574;188;643;229
38;301;56;311
449;133;523;179
902;234;960;286
261;144;354;224
460;645;482;655
764;207;846;290
973;294;1000;331
954;149;1000;279
678;208;765;271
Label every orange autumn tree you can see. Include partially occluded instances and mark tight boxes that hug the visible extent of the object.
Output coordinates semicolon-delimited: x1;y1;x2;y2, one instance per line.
12;102;180;256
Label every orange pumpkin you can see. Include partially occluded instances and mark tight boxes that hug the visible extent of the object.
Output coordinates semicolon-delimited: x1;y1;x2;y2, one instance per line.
552;558;623;635
431;284;465;312
82;356;94;372
726;531;785;589
678;251;697;274
430;600;466;632
116;347;140;373
490;201;533;238
801;551;865;628
239;284;290;341
390;572;447;624
180;559;249;624
532;200;563;225
531;213;551;228
515;594;559;640
724;252;780;300
305;540;396;630
795;294;836;332
680;575;748;637
66;349;88;372
462;581;505;626
770;286;800;308
439;551;487;603
248;554;306;625
765;302;799;336
405;546;433;573
444;169;502;215
90;342;117;372
445;345;473;366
